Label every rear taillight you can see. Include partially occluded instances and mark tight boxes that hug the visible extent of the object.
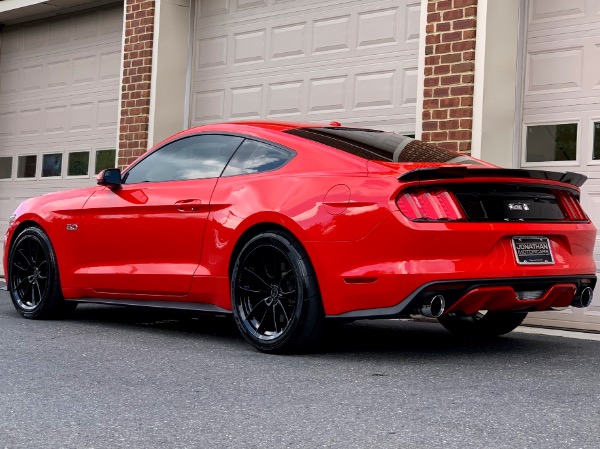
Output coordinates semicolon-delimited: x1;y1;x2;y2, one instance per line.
397;189;465;221
556;191;588;221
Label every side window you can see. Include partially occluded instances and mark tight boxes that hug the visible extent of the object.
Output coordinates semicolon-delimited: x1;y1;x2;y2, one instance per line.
222;139;294;177
123;134;243;184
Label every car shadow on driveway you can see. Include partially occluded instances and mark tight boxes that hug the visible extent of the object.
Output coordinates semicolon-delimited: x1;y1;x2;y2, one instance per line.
320;319;544;357
54;303;573;361
67;302;241;337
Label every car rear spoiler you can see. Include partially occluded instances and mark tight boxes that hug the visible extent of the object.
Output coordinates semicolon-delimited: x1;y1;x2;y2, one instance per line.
398;167;587;187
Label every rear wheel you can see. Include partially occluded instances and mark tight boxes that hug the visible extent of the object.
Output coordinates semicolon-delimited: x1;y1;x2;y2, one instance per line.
8;226;76;319
231;231;324;353
437;310;527;338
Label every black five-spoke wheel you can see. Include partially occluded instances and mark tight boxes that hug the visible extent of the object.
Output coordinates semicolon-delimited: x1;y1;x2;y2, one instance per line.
11;232;49;311
231;231;324;353
8;226;75;319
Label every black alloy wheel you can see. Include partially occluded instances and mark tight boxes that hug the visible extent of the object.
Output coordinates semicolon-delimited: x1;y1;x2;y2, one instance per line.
8;227;76;319
231;231;324;353
437;310;528;338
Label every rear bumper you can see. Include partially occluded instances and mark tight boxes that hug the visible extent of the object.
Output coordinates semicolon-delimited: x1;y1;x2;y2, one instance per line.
306;212;597;317
329;275;596;318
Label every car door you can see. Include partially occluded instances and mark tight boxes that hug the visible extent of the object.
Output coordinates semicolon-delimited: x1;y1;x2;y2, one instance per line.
81;134;243;296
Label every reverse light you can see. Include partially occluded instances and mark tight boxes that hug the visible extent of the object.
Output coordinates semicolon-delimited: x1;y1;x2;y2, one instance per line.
556;191;588;221
397;189;465;221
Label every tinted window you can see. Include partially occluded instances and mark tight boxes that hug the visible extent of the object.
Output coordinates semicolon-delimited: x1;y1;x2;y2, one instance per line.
595;122;600;161
0;156;13;179
526;123;577;162
68;151;89;176
42;153;63;177
222;140;293;177
17;155;37;178
123;134;243;184
95;149;116;174
286;127;481;165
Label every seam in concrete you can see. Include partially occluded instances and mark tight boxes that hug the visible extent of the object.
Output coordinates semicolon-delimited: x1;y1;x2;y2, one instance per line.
515;326;600;341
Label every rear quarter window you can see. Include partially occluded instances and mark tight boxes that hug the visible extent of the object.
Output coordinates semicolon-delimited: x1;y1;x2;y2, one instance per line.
222;139;294;177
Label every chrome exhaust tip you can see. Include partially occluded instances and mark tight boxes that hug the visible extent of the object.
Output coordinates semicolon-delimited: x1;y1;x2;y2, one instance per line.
420;294;446;318
572;287;593;308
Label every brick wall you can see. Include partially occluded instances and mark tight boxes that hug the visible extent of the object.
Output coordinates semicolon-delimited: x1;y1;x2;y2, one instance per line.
117;0;155;169
421;0;477;153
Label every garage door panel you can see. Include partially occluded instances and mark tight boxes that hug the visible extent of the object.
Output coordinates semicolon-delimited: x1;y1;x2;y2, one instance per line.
526;46;583;94
522;0;600;331
192;0;419;131
199;0;392;19
526;0;600;34
194;0;419;79
524;98;600;115
1;83;120;109
0;112;17;137
528;0;586;25
525;41;600;103
0;4;122;274
1;46;122;95
192;58;416;125
3;21;121;61
0;97;118;140
0;69;19;93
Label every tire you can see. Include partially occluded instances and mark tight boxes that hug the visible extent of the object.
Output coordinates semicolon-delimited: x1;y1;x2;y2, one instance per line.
8;226;77;319
437;311;527;338
231;231;324;353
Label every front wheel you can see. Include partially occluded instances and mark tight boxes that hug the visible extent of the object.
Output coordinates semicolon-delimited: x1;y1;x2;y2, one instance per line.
231;231;324;353
437;311;527;338
8;226;76;319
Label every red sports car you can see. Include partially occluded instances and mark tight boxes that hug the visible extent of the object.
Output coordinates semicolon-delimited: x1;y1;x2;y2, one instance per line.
3;121;597;352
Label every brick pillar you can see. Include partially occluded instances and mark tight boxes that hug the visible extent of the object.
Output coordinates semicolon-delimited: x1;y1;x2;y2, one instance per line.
118;0;156;169
421;0;477;153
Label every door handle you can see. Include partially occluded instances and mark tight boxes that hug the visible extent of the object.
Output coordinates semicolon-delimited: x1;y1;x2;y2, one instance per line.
174;199;203;212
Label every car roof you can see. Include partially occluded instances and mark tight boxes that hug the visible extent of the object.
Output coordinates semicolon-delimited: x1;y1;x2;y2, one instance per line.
187;120;330;134
147;121;333;156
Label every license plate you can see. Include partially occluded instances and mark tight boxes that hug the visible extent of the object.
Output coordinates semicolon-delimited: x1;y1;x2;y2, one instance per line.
511;236;554;265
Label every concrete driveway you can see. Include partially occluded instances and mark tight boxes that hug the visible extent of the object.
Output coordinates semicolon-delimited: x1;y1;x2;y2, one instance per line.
1;282;599;449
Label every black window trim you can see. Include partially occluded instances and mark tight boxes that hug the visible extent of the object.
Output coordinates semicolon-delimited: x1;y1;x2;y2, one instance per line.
286;127;392;161
121;132;297;185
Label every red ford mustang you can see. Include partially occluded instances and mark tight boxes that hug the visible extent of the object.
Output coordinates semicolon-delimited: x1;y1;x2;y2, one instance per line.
3;121;597;352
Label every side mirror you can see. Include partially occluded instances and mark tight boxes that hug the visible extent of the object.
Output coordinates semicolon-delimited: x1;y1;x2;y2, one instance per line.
97;168;122;188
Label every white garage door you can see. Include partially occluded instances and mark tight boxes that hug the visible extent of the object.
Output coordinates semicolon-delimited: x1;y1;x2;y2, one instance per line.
190;0;420;133
0;4;122;274
521;0;600;331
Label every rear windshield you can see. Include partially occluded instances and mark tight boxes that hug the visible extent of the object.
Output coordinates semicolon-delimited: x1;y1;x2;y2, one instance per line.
285;127;482;165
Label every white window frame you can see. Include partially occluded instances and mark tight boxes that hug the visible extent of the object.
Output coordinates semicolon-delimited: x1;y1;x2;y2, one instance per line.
588;117;600;166
521;119;581;168
39;151;65;179
15;153;39;180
